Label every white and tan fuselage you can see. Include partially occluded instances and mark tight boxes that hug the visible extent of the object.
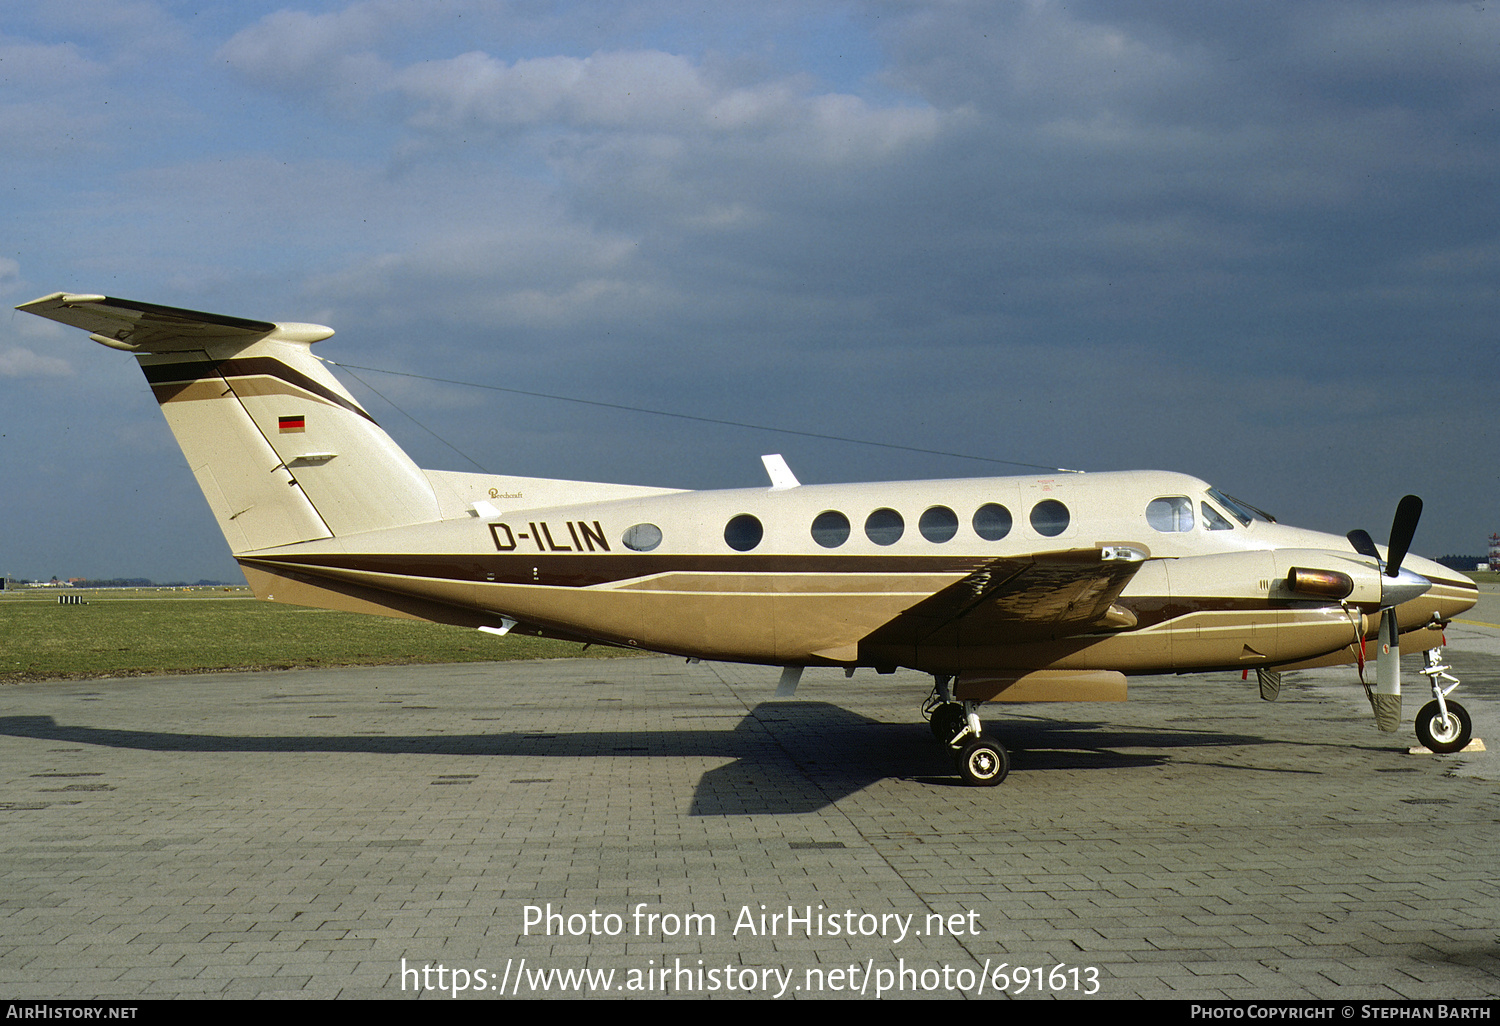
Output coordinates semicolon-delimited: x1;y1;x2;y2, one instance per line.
237;468;1477;686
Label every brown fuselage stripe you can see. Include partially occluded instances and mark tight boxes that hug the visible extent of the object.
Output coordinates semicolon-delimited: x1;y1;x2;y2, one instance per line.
249;552;1007;587
241;551;1330;628
140;357;376;423
248;550;1420;596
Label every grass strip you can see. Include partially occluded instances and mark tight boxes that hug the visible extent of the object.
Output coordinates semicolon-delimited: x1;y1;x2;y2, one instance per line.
1;595;632;684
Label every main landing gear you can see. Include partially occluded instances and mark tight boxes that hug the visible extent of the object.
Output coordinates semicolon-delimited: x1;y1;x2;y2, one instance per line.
1414;646;1472;754
925;676;1009;786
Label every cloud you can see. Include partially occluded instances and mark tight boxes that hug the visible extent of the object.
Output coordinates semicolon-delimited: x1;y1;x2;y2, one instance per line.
218;3;392;79
1290;1;1500;101
0;35;115;157
388;49;946;167
24;0;185;45
395;50;712;132
219;5;949;166
306;218;661;335
0;347;72;378
216;3;409;114
0;35;103;88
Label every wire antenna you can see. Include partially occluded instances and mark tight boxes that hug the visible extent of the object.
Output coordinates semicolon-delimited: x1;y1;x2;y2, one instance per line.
325;360;1082;474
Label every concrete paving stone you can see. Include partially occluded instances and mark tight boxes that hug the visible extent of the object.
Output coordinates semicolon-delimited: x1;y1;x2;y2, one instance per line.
218;980;318;997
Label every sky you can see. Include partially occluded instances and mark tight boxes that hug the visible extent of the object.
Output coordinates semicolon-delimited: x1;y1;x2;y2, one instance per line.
2;0;1496;582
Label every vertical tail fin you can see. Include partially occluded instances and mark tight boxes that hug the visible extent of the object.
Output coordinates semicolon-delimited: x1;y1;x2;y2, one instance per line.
17;293;439;553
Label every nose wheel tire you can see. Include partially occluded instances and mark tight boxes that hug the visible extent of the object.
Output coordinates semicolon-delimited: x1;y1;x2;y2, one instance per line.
956;739;1009;786
1415;700;1471;754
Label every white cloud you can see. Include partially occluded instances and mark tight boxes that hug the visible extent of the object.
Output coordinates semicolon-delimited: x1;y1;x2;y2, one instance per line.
0;35;115;156
216;2;412;111
219;6;950;168
388;48;946;159
0;36;104;88
396;50;714;132
0;347;72;378
304;217;667;335
218;3;397;78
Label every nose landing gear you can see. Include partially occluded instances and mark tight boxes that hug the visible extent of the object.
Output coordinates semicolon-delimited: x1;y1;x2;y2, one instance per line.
1414;647;1472;754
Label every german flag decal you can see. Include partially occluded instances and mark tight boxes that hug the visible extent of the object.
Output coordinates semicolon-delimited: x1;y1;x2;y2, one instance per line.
279;415;306;433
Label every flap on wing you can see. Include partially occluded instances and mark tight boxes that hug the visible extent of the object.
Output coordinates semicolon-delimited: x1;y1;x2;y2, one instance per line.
16;293;331;353
865;546;1148;648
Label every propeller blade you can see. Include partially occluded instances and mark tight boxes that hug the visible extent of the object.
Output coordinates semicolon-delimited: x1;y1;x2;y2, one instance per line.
1349;496;1428;733
1371;607;1402;732
1347;528;1380;561
1385;494;1422;577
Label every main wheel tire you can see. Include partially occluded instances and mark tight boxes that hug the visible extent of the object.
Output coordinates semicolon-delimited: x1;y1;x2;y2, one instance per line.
930;703;967;744
1415;700;1472;754
956;739;1009;786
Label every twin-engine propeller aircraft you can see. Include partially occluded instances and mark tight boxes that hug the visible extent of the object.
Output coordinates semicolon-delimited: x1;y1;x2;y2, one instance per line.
19;292;1480;785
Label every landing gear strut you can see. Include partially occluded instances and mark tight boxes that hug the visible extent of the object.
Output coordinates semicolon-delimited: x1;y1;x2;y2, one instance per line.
925;676;1009;786
1415;647;1471;754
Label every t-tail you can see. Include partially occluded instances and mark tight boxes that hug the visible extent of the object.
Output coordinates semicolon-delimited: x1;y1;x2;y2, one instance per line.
17;293;440;553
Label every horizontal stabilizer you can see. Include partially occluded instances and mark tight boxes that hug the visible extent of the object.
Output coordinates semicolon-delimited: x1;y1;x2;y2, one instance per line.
17;293;332;352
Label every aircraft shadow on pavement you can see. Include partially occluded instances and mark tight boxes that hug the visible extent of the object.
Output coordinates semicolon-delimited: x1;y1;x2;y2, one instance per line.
0;705;1278;816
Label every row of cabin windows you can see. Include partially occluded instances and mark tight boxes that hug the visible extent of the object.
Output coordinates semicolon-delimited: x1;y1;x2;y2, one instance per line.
619;494;1239;552
729;502;1058;551
619;500;1069;553
799;500;1071;549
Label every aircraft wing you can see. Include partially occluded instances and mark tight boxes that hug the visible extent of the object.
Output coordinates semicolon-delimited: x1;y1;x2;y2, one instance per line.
16;293;309;352
863;547;1146;653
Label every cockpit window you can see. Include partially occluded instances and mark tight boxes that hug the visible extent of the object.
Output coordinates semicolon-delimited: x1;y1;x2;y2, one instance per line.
1146;496;1193;533
1205;487;1266;527
1200;502;1234;531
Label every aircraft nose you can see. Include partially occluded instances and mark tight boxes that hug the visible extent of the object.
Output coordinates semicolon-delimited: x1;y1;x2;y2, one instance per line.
1396;554;1478;628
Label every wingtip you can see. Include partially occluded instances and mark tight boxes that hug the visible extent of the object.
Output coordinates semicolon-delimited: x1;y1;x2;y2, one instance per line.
16;292;107;310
